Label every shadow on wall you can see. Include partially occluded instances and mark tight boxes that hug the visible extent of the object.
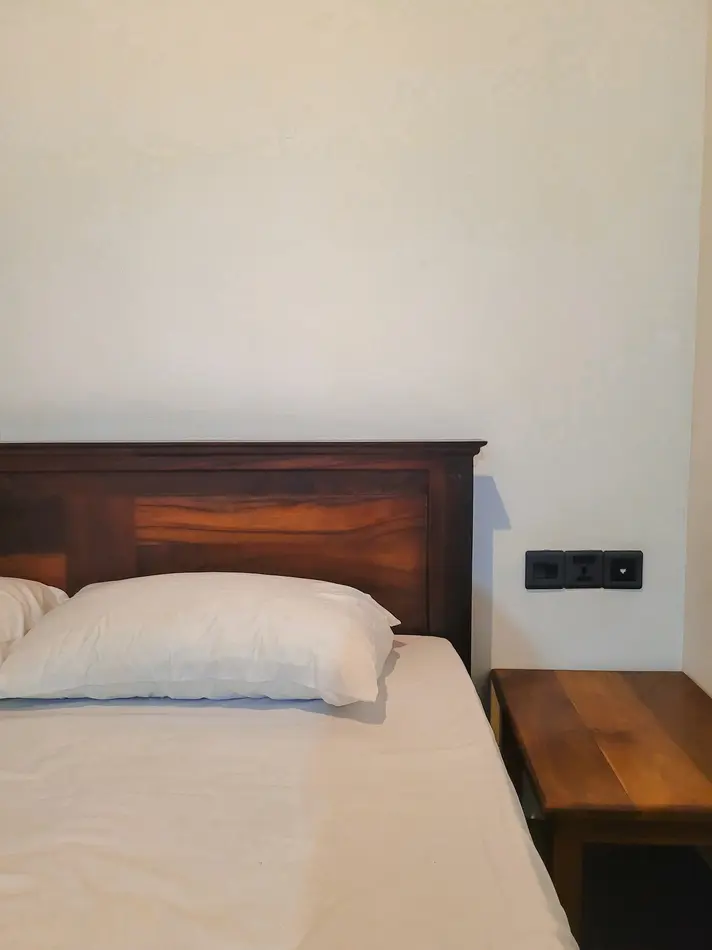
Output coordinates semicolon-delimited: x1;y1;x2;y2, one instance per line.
472;475;511;694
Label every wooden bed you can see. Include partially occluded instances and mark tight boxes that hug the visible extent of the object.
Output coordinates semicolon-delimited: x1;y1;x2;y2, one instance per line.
0;441;485;668
0;438;581;950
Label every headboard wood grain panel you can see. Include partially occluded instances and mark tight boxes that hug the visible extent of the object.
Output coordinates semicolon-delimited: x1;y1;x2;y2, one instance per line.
0;441;486;668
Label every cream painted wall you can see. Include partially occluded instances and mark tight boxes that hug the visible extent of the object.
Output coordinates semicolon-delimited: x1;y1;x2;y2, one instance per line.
0;1;706;676
684;2;712;697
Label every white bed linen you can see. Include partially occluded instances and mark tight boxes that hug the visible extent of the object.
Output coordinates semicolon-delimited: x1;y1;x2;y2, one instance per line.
0;636;577;950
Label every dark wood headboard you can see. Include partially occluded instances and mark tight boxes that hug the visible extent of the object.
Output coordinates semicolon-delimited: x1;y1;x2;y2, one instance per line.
0;441;485;668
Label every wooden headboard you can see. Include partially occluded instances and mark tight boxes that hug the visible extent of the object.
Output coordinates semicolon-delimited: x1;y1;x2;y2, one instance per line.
0;441;485;667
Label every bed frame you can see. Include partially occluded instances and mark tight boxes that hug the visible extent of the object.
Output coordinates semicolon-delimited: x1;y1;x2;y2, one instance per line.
0;441;485;668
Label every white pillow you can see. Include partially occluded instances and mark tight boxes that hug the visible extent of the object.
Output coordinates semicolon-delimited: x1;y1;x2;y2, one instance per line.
0;573;398;706
0;576;68;663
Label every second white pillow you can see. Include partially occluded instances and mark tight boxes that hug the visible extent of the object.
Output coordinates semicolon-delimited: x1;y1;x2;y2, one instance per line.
0;576;67;663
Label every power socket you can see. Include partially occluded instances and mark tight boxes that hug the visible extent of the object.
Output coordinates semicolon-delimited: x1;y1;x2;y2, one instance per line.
565;551;603;589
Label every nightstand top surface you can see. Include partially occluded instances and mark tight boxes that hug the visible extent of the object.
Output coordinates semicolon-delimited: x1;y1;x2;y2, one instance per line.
491;669;712;817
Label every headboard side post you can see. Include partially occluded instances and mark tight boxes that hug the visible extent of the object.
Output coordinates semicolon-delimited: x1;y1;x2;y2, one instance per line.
426;453;475;670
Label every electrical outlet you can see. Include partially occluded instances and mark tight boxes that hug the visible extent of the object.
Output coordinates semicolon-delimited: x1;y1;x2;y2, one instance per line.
525;551;565;589
564;551;603;589
603;551;643;589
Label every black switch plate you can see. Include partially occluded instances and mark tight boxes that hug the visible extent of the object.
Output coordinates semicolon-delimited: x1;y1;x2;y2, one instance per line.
525;551;565;589
603;550;643;589
565;551;603;589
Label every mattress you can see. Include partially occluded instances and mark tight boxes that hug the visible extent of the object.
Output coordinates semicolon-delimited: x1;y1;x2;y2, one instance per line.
0;635;576;950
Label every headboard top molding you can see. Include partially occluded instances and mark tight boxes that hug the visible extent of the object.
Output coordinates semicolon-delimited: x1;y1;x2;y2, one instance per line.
0;440;486;669
0;441;486;472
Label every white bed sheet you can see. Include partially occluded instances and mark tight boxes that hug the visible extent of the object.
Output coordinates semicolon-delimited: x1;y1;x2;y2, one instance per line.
0;635;577;950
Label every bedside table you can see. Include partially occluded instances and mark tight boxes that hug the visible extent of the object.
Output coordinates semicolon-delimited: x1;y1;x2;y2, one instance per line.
490;669;712;941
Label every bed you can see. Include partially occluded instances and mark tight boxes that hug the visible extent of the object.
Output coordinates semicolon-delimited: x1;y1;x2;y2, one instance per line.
0;440;577;949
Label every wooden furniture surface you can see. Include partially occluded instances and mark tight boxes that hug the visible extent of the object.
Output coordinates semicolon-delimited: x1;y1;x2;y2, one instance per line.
491;669;712;942
0;441;485;668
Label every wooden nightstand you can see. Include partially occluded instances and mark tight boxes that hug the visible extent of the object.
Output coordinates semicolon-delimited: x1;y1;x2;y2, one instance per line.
490;669;712;942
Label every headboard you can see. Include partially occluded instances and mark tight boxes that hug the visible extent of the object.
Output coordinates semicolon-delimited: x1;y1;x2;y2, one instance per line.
0;441;486;668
